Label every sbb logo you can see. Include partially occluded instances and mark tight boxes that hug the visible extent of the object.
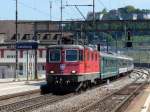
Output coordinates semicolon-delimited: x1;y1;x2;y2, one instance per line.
60;64;66;70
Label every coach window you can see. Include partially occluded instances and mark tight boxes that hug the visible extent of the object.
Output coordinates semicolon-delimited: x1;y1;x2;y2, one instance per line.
66;49;78;61
106;59;109;67
79;50;83;61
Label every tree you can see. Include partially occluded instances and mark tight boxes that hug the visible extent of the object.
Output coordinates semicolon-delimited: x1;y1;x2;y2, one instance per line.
135;9;141;13
101;8;107;14
124;5;136;13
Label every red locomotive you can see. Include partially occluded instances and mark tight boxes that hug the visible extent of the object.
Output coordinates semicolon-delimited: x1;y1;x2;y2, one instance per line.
46;45;100;91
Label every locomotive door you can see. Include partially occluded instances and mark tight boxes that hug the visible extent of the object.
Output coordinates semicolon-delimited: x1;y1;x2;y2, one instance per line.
84;49;89;73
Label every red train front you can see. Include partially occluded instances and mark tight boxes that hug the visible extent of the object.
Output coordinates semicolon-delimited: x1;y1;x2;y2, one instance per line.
46;45;100;88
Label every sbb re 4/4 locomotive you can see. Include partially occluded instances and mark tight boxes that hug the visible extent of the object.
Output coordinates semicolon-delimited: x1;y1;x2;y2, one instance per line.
46;45;134;91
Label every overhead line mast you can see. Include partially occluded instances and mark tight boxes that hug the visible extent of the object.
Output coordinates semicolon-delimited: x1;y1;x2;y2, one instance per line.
49;0;52;21
93;0;95;22
93;0;95;44
15;0;19;81
60;0;63;44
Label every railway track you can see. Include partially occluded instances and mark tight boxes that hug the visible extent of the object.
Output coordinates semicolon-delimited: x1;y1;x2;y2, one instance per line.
76;69;150;112
0;92;73;112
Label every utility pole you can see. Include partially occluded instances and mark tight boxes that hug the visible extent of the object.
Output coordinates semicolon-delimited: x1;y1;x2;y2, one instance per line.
15;0;18;81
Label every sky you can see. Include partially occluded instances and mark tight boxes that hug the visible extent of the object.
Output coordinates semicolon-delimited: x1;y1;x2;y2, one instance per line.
0;0;150;20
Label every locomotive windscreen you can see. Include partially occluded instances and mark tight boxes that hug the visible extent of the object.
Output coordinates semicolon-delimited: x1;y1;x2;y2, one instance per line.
49;49;61;62
66;50;78;61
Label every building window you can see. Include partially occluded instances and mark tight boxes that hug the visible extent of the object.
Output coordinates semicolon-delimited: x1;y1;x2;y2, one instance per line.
7;55;16;58
20;50;23;58
39;50;43;58
42;65;45;70
19;65;23;75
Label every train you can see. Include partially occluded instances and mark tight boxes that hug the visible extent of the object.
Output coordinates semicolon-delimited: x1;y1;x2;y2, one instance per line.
45;45;134;91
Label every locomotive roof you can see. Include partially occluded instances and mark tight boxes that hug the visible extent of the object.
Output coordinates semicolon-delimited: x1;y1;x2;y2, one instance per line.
48;45;84;49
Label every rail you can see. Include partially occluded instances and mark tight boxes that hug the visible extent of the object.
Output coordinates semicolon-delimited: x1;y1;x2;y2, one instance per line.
76;69;149;112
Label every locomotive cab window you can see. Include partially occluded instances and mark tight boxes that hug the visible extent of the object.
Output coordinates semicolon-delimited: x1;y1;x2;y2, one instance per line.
66;49;78;61
49;49;61;62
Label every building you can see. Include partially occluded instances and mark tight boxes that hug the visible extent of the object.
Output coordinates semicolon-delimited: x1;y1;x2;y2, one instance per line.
86;12;104;21
0;48;46;79
137;13;150;20
0;20;73;79
103;10;121;20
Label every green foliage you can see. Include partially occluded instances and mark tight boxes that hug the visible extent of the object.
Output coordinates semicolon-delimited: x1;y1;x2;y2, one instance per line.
133;36;150;42
124;5;136;13
101;8;107;14
119;5;150;14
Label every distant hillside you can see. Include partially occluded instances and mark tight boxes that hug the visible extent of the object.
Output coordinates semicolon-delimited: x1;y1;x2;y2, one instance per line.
87;5;150;20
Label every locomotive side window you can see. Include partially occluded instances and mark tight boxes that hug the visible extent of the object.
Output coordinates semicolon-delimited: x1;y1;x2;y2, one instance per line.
49;49;61;62
66;50;78;61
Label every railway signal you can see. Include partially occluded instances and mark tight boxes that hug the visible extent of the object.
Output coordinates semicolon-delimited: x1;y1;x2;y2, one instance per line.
126;31;133;48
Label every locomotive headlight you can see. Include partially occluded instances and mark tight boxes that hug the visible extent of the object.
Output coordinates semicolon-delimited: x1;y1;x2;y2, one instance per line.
71;70;76;74
50;71;54;74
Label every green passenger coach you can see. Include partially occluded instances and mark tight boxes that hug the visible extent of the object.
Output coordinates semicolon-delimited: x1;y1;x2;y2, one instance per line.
100;52;133;79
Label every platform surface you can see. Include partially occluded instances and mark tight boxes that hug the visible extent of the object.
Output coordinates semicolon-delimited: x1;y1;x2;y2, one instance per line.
125;84;150;112
0;79;46;96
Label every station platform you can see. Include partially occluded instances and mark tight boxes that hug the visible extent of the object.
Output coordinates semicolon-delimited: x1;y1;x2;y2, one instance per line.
125;84;150;112
0;79;46;97
0;78;45;83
